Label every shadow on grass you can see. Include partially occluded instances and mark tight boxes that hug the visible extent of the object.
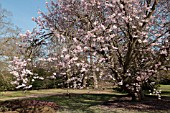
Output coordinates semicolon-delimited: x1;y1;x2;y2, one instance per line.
161;91;170;96
34;93;170;112
0;92;170;113
33;93;122;113
103;95;170;112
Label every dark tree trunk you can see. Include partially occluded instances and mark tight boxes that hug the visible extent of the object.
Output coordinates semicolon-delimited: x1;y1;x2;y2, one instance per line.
130;90;145;101
121;84;145;101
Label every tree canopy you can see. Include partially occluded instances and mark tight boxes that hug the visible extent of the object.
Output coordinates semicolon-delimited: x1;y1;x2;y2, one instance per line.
10;0;169;101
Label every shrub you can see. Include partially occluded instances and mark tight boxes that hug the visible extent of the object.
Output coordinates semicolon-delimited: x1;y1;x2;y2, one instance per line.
0;72;15;91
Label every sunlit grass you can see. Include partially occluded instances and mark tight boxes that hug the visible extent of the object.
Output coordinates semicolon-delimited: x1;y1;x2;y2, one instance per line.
0;88;121;101
160;85;170;91
159;85;170;96
0;85;169;101
0;91;29;98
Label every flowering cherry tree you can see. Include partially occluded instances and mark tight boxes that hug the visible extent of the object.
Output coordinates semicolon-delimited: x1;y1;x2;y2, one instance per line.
11;0;169;101
9;57;33;89
9;56;45;89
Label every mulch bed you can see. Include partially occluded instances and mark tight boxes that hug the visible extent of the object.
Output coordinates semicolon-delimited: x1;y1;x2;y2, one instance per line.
0;100;60;113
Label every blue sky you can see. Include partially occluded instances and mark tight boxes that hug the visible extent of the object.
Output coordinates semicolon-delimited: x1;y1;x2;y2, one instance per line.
0;0;49;33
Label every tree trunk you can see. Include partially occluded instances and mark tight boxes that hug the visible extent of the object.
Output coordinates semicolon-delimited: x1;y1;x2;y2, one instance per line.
122;84;145;101
130;90;145;101
93;72;98;89
82;75;87;88
73;81;77;89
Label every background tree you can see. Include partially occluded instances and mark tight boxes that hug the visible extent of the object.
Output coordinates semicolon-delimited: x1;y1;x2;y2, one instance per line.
0;5;21;91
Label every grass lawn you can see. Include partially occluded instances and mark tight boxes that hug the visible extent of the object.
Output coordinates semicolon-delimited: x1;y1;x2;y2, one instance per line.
0;85;170;113
0;88;122;101
159;85;170;96
34;93;170;113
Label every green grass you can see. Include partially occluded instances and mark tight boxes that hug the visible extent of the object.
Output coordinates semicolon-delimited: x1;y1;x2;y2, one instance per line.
34;93;170;113
0;85;168;101
0;91;30;98
160;85;170;91
34;94;114;113
159;85;170;96
0;88;120;101
0;85;170;113
34;94;139;113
